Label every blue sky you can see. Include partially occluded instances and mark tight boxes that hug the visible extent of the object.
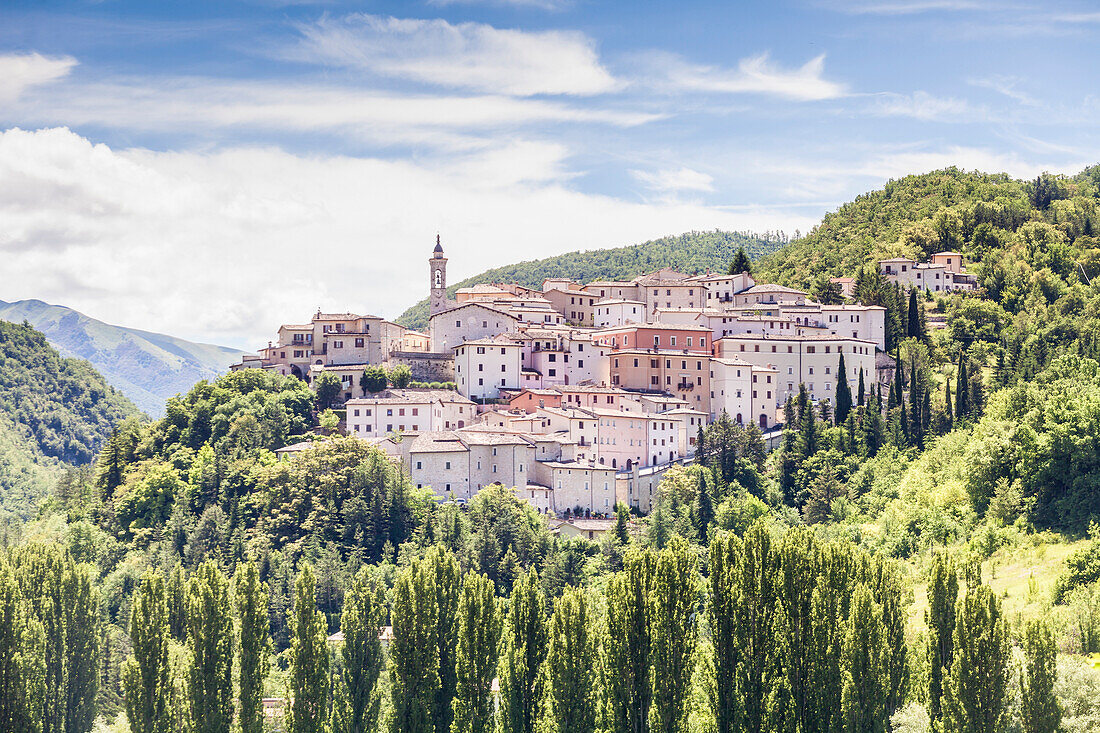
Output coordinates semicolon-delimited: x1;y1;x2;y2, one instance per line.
1;0;1098;346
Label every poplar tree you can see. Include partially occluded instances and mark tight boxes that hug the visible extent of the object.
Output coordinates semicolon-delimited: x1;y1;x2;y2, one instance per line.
0;556;46;733
835;354;853;424
1019;619;1060;733
333;568;384;733
941;582;1010;733
187;560;233;733
603;549;655;733
235;561;271;733
840;585;888;733
11;543;99;733
124;571;171;733
649;538;699;733
498;570;547;733
287;565;329;733
166;565;188;643
452;573;501;733
540;587;596;733
429;547;462;733
764;603;796;733
392;556;440;733
925;553;958;724
709;534;741;733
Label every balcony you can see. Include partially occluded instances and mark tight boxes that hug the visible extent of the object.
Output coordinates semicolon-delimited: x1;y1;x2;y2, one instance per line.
676;382;695;391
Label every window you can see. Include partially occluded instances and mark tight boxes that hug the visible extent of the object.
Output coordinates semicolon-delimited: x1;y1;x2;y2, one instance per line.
355;338;364;348
445;461;451;469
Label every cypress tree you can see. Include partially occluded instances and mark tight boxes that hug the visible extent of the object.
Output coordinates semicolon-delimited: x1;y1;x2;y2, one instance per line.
123;571;170;733
187;560;233;733
1019;619;1061;733
452;572;501;733
798;387;818;458
908;354;923;449
287;565;329;733
955;355;969;420
604;550;655;733
907;288;921;340
613;503;631;546
236;561;271;733
926;553;958;724
835;354;853;424
840;585;888;733
392;557;440;733
941;582;1010;733
693;470;714;543
695;426;707;465
857;368;866;406
540;587;596;733
648;538;699;733
498;570;547;733
335;568;383;733
944;380;953;429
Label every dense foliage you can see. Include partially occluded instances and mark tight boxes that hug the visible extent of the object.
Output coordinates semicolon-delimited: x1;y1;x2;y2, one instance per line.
396;230;783;330
0;320;138;520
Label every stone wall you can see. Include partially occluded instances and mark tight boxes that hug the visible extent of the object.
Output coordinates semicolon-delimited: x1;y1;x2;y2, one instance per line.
388;351;455;382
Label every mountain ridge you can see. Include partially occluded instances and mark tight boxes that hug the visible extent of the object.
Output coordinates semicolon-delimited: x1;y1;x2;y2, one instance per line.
0;298;247;416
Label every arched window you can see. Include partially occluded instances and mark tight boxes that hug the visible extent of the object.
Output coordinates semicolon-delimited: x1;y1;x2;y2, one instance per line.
434;269;442;288
735;412;743;425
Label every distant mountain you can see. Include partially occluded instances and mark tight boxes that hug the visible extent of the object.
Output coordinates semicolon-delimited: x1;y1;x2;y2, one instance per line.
395;230;784;331
0;320;140;518
0;299;247;416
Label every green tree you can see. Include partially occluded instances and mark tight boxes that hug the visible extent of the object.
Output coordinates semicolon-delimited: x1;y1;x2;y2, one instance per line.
649;538;699;733
539;587;596;733
124;571;171;733
452;572;501;733
604;549;655;733
334;567;384;733
857;368;866;407
235;561;271;733
361;366;389;395
835;354;853;424
925;553;958;724
941;582;1010;733
693;470;714;544
954;355;969;420
287;565;329;733
728;247;753;275
166;565;188;643
840;585;888;733
498;570;548;733
813;277;845;305
429;547;462;733
388;364;414;389
187;560;234;733
392;556;441;733
0;557;46;733
314;371;343;409
1019;619;1060;733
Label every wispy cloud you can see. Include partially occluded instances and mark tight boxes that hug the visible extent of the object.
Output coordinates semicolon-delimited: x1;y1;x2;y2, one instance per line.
427;0;570;10
871;91;972;121
631;166;715;193
0;53;77;103
968;75;1039;106
660;53;847;101
289;14;619;96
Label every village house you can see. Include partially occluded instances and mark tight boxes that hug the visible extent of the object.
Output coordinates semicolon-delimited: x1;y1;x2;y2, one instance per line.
453;336;523;400
345;389;476;438
879;254;977;292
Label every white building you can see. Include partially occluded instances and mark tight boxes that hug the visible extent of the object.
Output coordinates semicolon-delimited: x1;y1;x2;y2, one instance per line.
453;337;523;400
345;389;476;438
593;299;646;328
429;303;519;353
709;357;755;425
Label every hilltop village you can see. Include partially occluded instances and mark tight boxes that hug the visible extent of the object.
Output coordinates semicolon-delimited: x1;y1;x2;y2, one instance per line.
232;238;975;517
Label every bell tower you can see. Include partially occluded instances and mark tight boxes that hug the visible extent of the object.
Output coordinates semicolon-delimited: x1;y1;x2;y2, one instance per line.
429;234;448;316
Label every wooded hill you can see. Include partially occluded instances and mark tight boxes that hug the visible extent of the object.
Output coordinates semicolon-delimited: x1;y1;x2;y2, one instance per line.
395;229;783;331
0;320;139;521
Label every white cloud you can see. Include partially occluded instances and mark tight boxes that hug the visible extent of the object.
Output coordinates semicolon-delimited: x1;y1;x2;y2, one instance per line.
663;53;847;101
0;127;805;346
6;77;655;150
291;14;619;96
427;0;569;9
631;167;715;193
0;53;77;103
968;75;1039;106
872;91;972;121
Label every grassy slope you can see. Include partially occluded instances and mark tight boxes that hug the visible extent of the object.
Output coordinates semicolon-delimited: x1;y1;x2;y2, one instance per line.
395;230;782;330
0;299;247;416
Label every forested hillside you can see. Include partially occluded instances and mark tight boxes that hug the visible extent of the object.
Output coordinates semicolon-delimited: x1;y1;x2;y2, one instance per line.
0;299;246;416
0;320;139;521
5;168;1100;732
396;229;783;330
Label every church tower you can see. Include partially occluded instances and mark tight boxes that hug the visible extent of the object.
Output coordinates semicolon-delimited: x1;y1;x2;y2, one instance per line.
429;235;448;317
